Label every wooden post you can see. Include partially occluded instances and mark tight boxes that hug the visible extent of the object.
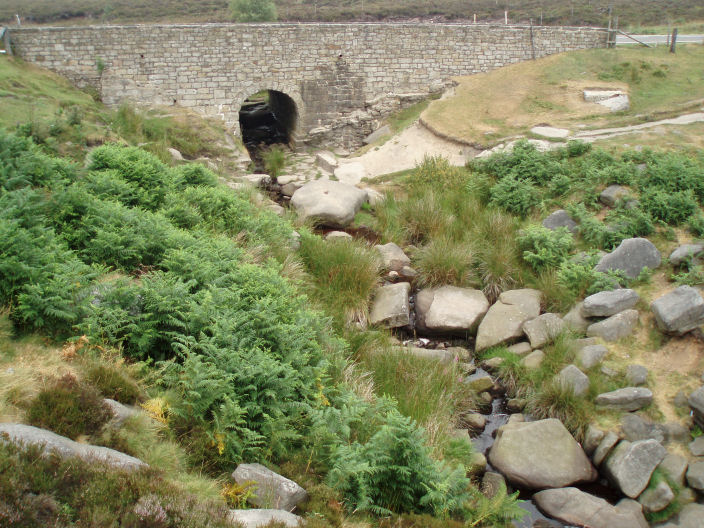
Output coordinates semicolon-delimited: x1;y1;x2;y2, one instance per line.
670;28;678;53
474;13;477;24
1;28;11;55
529;19;536;60
505;11;508;25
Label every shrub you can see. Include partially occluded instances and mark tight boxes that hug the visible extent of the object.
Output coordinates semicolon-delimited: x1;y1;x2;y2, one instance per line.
557;255;625;298
517;226;574;271
640;189;698;225
26;374;112;439
86;363;143;404
689;213;704;237
489;175;540;216
261;144;287;180
229;0;277;22
327;412;470;517
566;140;591;157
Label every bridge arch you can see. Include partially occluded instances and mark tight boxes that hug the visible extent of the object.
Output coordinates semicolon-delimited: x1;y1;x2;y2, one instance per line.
233;82;304;141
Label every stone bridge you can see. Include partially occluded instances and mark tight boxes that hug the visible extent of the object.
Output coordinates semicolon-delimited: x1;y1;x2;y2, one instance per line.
8;23;608;147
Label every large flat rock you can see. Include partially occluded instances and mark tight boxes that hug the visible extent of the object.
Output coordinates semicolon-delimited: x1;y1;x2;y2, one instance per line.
0;423;146;471
374;242;410;272
232;463;308;511
534;487;643;528
602;439;667;498
522;313;565;348
475;289;541;351
369;282;411;328
651;285;704;336
415;286;489;335
595;238;661;279
228;509;302;527
291;180;367;228
488;418;596;489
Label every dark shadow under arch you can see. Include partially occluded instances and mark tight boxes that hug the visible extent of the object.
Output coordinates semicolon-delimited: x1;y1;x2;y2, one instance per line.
238;89;298;158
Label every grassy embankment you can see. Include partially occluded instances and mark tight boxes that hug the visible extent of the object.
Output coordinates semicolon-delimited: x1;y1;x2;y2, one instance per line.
1;0;703;27
421;45;704;147
0;55;235;165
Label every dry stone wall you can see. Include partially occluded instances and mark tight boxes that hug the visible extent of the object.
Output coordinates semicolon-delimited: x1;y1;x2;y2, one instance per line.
10;23;608;147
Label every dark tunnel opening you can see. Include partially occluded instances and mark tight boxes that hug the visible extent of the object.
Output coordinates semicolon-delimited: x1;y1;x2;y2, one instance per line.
238;89;298;165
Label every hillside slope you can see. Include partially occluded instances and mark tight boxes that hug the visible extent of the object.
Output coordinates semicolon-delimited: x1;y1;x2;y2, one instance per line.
1;0;703;27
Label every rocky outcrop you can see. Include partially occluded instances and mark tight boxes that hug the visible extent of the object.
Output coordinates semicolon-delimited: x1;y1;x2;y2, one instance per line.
581;289;639;317
534;487;643;528
488;418;596;489
602;439;667;498
0;423;146;471
651;285;704;336
415;286;489;335
291;180;367;228
232;463;308;511
369;283;411;328
475;289;541;351
595;238;661;279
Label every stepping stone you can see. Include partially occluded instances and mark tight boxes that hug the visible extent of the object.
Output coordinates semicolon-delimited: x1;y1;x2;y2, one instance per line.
415;286;489;335
595;238;661;279
595;387;652;411
232;463;308;511
582;289;639;317
542;209;578;233
603;439;667;498
465;413;487;432
621;414;664;443
369;282;411;328
466;374;494;393
397;346;456;363
587;309;639;341
507;341;532;355
480;471;506;498
688;436;704;457
241;173;271;187
651;285;704;336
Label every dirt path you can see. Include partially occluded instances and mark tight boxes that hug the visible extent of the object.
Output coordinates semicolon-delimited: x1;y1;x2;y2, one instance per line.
346;122;477;178
572;111;704;141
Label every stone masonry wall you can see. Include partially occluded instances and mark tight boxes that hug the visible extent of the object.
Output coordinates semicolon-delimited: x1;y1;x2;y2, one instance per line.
10;23;608;147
